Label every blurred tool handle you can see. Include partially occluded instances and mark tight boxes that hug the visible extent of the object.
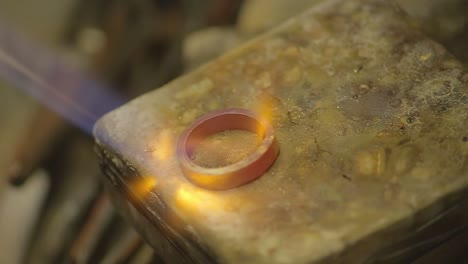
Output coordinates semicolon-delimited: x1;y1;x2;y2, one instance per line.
8;105;66;185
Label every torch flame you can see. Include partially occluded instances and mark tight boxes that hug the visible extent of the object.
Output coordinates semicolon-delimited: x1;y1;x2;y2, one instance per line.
130;176;157;200
255;95;275;140
175;185;223;214
152;129;174;161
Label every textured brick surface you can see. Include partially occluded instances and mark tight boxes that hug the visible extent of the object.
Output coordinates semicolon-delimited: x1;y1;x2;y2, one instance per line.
95;0;468;263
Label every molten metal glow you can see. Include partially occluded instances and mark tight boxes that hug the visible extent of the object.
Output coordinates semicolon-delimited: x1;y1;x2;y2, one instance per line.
130;176;157;200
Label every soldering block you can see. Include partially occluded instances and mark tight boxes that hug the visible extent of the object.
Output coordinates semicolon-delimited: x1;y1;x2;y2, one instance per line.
94;0;468;263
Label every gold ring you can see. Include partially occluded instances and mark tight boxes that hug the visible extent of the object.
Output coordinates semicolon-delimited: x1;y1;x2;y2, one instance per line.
176;108;279;190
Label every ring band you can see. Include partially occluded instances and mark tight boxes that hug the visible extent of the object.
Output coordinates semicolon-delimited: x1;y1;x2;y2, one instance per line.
176;108;279;190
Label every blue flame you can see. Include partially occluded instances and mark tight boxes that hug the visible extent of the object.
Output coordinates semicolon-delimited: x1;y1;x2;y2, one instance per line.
0;22;125;134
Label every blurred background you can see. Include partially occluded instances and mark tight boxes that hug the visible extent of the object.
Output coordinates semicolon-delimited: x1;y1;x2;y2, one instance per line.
0;0;467;263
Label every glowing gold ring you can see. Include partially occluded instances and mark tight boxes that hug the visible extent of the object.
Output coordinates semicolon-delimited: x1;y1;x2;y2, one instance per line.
177;108;279;190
